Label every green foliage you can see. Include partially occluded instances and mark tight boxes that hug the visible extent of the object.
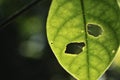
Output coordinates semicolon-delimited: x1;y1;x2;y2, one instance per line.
113;47;120;67
18;16;46;59
117;0;120;7
47;0;120;80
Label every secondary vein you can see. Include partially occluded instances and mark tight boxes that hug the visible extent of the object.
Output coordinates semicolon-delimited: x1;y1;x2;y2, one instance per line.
80;0;90;79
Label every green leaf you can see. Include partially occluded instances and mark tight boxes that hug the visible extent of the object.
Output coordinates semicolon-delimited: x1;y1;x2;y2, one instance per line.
113;47;120;67
117;0;120;7
47;0;120;80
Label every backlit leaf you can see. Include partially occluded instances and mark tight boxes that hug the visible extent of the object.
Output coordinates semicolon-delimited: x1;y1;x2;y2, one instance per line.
47;0;120;80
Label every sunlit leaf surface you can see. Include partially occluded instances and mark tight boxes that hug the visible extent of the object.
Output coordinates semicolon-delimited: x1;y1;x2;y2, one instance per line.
117;0;120;7
113;47;120;67
47;0;120;80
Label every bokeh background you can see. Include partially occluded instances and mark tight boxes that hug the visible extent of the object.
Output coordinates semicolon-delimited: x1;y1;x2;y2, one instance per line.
0;0;120;80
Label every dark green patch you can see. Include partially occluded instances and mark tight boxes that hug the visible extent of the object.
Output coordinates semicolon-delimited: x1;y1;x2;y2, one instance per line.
51;43;53;44
65;42;85;54
87;24;103;37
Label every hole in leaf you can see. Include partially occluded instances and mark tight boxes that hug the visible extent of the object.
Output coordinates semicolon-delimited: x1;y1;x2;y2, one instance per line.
65;42;85;54
87;24;103;37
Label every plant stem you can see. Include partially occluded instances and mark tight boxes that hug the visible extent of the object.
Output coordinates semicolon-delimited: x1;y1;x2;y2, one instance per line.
0;0;44;28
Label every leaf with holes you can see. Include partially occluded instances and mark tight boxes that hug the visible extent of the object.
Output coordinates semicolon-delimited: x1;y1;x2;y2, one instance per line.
47;0;120;80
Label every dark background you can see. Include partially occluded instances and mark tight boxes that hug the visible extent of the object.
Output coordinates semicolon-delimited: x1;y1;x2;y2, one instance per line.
0;0;120;80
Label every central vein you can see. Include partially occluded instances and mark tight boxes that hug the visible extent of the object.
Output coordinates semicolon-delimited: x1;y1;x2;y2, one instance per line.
80;0;90;79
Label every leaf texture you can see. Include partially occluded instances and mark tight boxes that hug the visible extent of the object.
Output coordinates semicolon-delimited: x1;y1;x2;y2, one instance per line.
47;0;120;80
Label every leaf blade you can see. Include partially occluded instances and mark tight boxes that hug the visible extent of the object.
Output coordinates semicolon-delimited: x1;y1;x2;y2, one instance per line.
47;0;120;80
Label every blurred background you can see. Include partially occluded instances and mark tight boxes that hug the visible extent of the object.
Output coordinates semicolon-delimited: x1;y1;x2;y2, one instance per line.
0;0;120;80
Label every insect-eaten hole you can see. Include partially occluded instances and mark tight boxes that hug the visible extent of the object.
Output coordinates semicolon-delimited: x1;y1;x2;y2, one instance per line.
65;42;85;54
87;24;103;37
